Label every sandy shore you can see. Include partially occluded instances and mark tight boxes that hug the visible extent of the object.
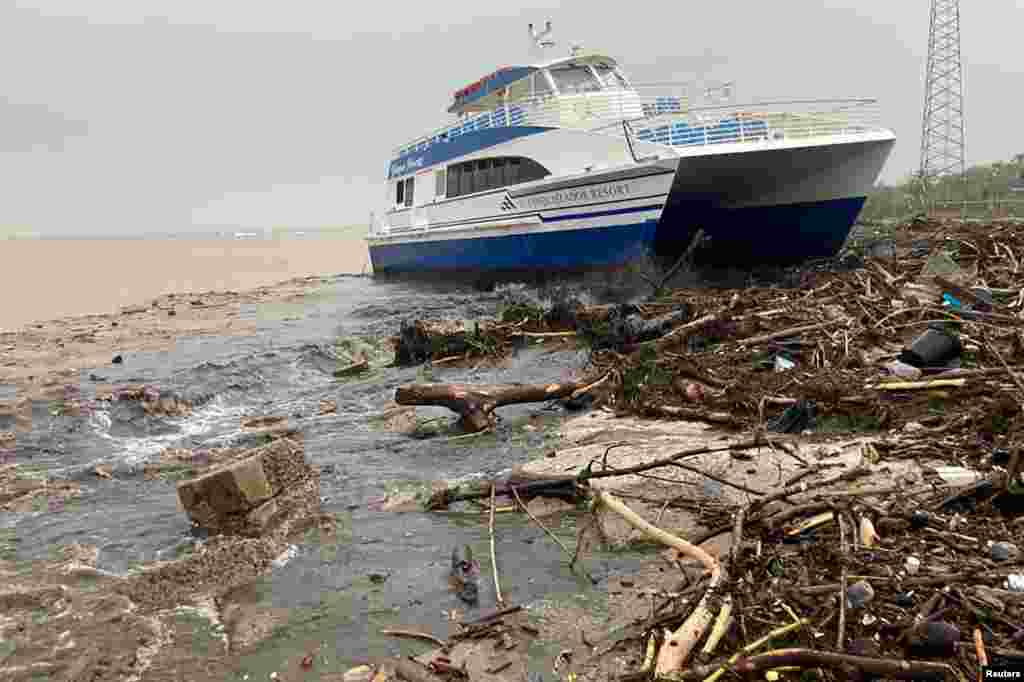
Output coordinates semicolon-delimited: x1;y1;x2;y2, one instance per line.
0;234;369;332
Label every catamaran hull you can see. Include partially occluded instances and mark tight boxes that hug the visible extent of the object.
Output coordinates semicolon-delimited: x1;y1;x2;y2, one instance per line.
367;133;894;273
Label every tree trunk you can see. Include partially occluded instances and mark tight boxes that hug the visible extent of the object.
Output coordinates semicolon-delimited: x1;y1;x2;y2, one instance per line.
395;380;590;431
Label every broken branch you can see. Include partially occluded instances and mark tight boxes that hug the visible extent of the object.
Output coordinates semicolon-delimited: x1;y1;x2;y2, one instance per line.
395;380;592;432
594;491;726;675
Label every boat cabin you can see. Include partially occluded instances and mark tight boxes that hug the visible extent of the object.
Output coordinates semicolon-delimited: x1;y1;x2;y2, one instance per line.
385;52;641;218
446;53;633;116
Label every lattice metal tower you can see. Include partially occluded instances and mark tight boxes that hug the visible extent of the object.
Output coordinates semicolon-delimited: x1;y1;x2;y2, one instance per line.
919;0;965;186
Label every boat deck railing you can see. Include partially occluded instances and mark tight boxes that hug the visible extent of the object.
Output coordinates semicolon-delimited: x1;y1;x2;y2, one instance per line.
392;86;886;160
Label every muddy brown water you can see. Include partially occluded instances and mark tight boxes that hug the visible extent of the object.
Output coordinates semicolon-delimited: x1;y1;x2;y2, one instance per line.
0;273;661;678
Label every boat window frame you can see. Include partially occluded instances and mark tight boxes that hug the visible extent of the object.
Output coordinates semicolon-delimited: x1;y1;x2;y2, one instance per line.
548;62;603;95
435;168;446;199
591;62;629;91
531;70;555;99
395;178;405;206
403;176;414;207
441;155;550;199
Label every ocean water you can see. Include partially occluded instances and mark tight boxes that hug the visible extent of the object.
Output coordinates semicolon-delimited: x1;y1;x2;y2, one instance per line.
1;258;651;675
0;228;371;331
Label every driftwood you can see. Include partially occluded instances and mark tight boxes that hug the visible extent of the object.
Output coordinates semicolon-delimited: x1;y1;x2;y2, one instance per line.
426;476;582;510
725;648;956;680
395;380;592;431
595;491;726;675
642;404;743;428
333;358;369;377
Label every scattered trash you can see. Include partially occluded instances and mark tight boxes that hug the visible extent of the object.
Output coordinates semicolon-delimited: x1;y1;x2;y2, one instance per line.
898;325;962;368
1005;575;1024;592
895;592;915;608
773;353;796;372
910;511;931;530
859;517;880;547
767;399;815;434
846;580;875;609
905;621;960;659
904;556;921;575
883;359;922;380
990;542;1020;562
450;545;480;605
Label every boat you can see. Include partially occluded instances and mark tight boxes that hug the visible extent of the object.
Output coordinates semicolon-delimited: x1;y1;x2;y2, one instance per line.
366;22;896;274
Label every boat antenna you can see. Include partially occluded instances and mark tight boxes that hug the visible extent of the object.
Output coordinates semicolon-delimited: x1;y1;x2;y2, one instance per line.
528;20;555;57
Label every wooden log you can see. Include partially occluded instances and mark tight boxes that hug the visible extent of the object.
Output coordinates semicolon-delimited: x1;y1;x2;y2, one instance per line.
426;476;580;510
334;358;369;377
395;380;589;431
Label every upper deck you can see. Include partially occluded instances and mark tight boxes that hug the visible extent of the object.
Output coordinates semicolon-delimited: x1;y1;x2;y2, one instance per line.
387;48;890;180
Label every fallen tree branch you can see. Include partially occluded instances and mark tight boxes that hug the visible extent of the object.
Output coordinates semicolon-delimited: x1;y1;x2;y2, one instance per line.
642;405;744;428
379;629;447;648
690;466;872;545
868;378;967;391
835;512;849;651
579;438;780;483
736;320;845;347
425;476;581;510
511;486;598;584
595;491;726;675
710;647;958;681
645;312;722;348
489;484;504;607
681;618;809;682
395;380;591;432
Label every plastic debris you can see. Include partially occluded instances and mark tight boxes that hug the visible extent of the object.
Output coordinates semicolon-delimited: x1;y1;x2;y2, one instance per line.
1005;574;1024;592
990;542;1020;562
773;354;796;372
883;359;923;380
906;621;960;658
898;325;962;368
905;556;921;575
933;465;982;487
910;511;931;530
846;580;875;609
859;517;881;547
895;592;915;608
767;399;816;434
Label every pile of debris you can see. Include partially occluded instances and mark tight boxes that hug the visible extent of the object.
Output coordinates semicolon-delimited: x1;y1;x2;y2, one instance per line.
382;218;1024;682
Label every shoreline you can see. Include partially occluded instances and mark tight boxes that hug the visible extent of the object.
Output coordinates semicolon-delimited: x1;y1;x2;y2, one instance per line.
0;235;370;332
0;272;364;404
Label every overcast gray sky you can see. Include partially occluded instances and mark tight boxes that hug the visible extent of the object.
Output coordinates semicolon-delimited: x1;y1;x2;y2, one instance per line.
1;0;1021;235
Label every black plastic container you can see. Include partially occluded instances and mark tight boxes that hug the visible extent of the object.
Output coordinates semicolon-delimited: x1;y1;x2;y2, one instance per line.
899;326;962;368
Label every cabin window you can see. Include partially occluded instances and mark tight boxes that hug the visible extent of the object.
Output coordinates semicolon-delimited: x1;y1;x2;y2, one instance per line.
505;158;520;185
442;156;550;198
459;161;474;195
489;159;505;188
518;158;549;183
403;177;414;207
531;71;553;98
447;164;461;197
395;179;405;206
476;159;491;190
550;64;601;94
435;169;446;197
593;63;628;90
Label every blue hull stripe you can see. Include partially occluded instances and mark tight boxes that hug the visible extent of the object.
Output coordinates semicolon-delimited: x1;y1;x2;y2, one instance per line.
370;196;868;272
388;126;553;179
542;203;665;223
